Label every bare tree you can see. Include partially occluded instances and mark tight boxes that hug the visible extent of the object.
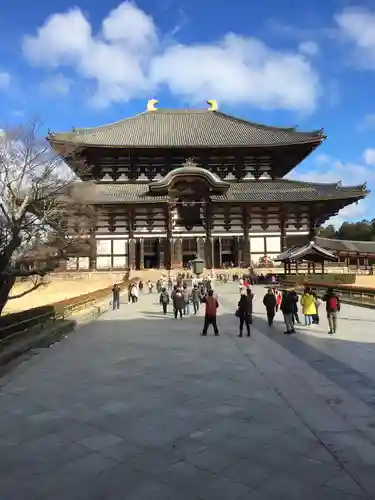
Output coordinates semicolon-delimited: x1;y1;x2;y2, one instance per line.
0;120;93;315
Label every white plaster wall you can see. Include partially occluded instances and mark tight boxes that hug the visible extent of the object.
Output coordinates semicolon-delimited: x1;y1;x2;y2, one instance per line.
96;256;111;269
266;236;281;253
250;237;265;252
113;240;127;255
113;256;127;268
66;258;77;270
78;257;89;270
97;240;111;255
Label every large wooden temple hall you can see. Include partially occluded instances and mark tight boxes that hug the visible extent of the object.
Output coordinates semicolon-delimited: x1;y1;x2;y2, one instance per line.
48;99;368;271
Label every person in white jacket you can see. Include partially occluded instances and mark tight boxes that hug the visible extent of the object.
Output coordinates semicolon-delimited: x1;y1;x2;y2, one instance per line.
130;283;139;303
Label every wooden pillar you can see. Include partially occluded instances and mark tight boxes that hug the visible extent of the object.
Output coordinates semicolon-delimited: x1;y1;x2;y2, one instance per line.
89;227;97;271
174;238;183;268
280;213;287;252
312;262;316;274
128;209;136;271
356;253;360;269
218;237;222;267
283;262;287;274
128;239;136;270
242;207;250;267
364;255;369;270
165;205;172;271
233;237;240;266
139;238;144;269
156;238;161;268
321;261;325;274
205;203;214;269
197;237;205;260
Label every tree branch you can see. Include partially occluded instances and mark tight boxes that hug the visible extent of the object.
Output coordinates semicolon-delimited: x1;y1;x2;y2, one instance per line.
1;268;51;278
7;282;46;300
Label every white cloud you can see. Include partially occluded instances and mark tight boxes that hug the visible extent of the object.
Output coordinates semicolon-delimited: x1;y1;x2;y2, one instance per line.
0;72;11;89
290;150;375;226
40;74;72;95
298;41;319;56
328;199;369;227
335;7;375;68
22;2;321;111
358;113;375;131
291;158;373;185
363;148;375;166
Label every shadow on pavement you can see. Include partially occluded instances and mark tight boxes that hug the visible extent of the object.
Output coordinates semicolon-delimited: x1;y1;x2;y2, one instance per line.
0;292;375;499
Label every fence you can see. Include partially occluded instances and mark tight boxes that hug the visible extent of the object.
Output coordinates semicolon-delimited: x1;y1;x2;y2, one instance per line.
280;279;375;307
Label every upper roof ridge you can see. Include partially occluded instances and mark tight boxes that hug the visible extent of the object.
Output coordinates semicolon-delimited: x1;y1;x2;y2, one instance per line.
69;107;324;137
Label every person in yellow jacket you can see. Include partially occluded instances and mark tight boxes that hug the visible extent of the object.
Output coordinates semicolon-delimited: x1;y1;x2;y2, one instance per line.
300;287;317;326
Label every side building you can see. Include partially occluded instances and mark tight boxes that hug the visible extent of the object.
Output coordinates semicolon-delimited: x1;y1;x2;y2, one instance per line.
47;100;368;271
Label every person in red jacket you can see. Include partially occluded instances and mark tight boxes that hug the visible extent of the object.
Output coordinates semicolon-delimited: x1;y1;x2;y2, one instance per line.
274;287;282;312
201;289;219;336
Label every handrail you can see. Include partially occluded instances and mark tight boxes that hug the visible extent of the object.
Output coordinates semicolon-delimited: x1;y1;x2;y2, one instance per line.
280;279;375;306
0;288;125;342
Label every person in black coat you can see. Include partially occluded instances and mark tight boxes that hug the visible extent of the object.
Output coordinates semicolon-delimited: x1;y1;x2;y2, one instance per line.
263;288;276;326
280;290;296;335
172;287;185;319
237;288;253;337
159;287;170;315
289;289;300;324
112;284;120;310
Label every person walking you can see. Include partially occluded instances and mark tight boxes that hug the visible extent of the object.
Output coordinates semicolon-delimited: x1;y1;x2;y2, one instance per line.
172;286;184;319
263;288;277;326
191;285;201;314
159;287;170;315
130;282;138;303
237;288;253;337
201;289;219;336
280;290;296;334
182;284;190;315
311;290;321;324
289;288;301;324
112;284;120;310
300;287;316;326
322;288;341;334
274;288;282;312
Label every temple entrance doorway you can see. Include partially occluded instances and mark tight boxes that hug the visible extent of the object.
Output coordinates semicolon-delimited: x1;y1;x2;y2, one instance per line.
144;254;158;269
182;238;197;268
136;238;160;269
216;238;237;268
221;252;236;267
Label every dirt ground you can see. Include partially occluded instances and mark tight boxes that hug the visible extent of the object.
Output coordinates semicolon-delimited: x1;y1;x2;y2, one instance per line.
3;276;121;314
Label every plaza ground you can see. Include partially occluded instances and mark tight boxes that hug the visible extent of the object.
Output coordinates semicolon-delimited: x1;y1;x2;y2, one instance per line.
1;284;375;499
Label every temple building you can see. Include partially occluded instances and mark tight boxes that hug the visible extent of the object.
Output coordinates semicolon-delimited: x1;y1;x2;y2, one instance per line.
47;100;369;271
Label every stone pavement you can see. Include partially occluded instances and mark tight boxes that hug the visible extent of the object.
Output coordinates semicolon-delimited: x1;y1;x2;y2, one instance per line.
1;284;375;499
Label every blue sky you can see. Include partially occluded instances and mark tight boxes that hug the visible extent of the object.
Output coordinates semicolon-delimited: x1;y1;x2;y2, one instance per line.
1;0;375;225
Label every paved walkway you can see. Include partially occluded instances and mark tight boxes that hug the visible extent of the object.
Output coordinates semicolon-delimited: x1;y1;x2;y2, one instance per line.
1;284;375;499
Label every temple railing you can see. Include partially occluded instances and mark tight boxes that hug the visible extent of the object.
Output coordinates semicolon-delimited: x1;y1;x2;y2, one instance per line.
279;279;375;308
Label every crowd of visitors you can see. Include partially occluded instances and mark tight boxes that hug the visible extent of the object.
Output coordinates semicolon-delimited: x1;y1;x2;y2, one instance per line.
112;273;341;337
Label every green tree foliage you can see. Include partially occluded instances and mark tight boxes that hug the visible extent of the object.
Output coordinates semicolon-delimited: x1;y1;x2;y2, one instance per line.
318;219;375;241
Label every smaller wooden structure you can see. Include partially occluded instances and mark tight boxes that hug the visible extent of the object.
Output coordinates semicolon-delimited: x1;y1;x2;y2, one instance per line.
315;237;375;270
276;240;337;274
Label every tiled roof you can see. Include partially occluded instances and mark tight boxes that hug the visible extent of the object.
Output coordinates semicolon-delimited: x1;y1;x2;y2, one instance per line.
315;236;375;254
276;241;337;262
48;109;324;149
71;179;367;204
